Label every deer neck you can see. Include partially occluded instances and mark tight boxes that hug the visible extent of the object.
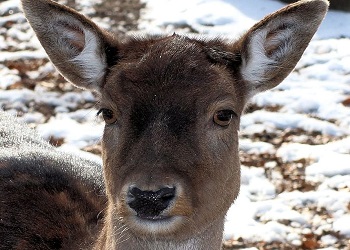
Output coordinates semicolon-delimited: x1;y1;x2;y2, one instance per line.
96;206;225;250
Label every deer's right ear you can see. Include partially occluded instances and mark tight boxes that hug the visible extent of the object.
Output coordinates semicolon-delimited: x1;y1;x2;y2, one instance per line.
21;0;117;92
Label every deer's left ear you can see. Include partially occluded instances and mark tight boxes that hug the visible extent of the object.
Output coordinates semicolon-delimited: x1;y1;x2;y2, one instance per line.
237;0;328;95
21;0;118;92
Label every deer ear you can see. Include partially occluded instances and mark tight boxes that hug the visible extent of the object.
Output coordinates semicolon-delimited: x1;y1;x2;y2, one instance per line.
21;0;116;92
238;0;328;95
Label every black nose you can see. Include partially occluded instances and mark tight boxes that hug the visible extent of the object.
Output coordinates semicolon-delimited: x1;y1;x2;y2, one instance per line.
127;186;176;219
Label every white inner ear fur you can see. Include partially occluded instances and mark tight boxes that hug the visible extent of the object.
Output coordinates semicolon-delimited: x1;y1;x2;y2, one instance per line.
241;19;294;93
70;29;107;90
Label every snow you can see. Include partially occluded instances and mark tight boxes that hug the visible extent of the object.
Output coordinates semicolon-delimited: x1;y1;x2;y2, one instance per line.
139;0;350;38
0;13;25;26
0;50;47;62
246;175;276;199
241;110;349;137
0;0;20;16
18;112;45;124
0;66;20;89
239;139;275;154
139;0;257;37
36;116;103;148
306;154;350;177
321;235;338;246
59;144;103;165
333;215;350;237
225;188;350;244
1;0;350;247
0;88;36;103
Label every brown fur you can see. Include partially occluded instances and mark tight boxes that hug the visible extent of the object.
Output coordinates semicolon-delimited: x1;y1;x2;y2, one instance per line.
0;0;329;249
0;112;106;249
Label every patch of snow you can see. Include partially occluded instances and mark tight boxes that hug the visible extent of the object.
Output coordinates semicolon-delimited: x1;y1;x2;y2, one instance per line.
0;50;47;62
0;0;20;16
0;66;21;89
18;112;45;124
320;234;338;247
241;111;349;137
59;144;103;165
333;215;350;237
36;116;103;149
239;139;275;154
140;0;350;38
0;88;36;103
0;13;25;26
306;154;350;177
318;175;350;191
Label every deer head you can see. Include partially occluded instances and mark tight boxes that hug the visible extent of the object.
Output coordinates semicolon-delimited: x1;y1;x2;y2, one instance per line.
21;0;328;249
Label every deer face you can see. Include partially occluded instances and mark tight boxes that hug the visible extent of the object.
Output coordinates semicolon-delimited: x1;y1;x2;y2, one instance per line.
99;36;243;238
21;0;328;245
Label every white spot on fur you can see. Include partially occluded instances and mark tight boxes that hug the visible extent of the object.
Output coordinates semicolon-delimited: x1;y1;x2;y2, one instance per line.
70;29;106;90
241;20;294;95
241;28;275;89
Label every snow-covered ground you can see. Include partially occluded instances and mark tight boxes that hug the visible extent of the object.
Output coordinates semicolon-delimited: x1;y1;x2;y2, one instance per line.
1;0;350;249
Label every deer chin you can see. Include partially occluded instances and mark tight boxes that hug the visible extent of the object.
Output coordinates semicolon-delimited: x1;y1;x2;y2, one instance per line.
120;213;186;238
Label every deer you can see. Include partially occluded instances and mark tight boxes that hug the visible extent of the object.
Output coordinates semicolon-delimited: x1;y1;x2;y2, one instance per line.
0;0;328;249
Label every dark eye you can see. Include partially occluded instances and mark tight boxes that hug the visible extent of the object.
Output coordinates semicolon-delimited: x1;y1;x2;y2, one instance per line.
213;110;235;127
97;108;117;124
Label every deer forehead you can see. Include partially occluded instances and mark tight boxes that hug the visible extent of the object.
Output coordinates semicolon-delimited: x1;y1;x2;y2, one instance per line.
101;36;242;115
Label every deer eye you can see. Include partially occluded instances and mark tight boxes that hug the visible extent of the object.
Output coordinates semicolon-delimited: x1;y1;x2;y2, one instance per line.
97;108;117;124
213;110;235;127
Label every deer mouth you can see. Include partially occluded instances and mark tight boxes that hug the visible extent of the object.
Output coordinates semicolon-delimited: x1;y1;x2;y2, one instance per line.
129;200;182;230
134;214;180;223
136;214;172;221
128;213;184;236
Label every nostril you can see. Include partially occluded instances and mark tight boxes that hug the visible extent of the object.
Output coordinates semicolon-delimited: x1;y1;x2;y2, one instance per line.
127;187;144;200
157;187;176;202
127;186;176;219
